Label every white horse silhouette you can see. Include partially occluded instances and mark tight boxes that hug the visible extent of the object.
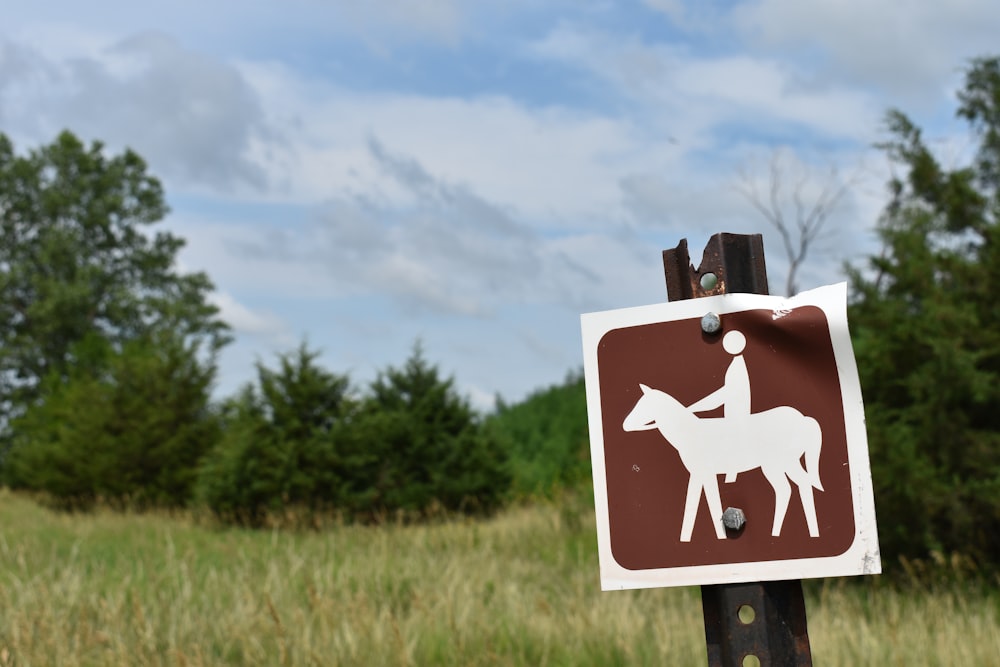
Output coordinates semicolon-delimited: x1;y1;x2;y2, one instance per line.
623;383;823;542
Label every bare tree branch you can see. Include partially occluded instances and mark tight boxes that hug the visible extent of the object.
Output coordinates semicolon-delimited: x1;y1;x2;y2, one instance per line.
737;149;855;296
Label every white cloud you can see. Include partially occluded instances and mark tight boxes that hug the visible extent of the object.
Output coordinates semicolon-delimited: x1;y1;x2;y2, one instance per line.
0;32;273;192
168;128;670;328
529;22;881;144
730;0;1000;104
332;0;466;45
685;56;879;138
4;0;544;66
209;291;289;339
465;386;498;413
642;0;686;23
225;137;638;317
235;61;671;221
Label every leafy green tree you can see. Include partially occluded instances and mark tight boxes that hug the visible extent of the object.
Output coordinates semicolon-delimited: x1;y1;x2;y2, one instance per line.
196;344;359;524
849;56;1000;566
4;331;220;508
0;130;229;441
359;343;510;516
487;370;590;496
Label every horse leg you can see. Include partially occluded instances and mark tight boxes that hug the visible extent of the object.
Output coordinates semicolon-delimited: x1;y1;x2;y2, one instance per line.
786;464;820;537
799;483;819;537
761;466;791;537
702;474;726;539
680;475;703;542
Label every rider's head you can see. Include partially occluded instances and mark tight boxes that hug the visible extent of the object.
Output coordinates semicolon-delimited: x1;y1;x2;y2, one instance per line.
723;330;746;355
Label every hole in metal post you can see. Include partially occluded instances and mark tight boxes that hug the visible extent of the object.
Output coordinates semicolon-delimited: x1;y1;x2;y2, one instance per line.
700;272;718;290
737;604;756;624
742;655;761;667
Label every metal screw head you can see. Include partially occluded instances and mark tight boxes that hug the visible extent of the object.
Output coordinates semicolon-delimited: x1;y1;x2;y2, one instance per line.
701;312;721;334
722;507;746;531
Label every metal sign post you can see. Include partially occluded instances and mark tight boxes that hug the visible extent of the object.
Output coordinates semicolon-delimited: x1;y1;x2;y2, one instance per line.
662;233;812;667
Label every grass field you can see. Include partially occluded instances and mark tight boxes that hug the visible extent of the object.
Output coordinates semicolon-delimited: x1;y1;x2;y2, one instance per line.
0;490;997;666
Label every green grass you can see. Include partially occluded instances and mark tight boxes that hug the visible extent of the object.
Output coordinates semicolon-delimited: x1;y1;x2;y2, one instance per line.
0;491;996;666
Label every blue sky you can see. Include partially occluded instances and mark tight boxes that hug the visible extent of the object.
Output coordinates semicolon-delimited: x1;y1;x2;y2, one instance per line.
3;1;997;409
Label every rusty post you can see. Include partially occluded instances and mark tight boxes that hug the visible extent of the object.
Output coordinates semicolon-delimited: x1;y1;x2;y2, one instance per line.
662;232;813;667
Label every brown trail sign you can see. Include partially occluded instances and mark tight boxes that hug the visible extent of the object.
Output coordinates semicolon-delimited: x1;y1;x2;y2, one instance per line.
580;233;880;666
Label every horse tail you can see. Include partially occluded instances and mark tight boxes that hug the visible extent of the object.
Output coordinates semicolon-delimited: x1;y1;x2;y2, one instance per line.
804;417;824;491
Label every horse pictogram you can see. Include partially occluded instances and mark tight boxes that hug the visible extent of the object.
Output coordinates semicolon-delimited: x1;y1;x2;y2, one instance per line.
621;329;824;543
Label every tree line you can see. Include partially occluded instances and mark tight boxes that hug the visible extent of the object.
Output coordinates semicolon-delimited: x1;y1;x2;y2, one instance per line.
0;131;520;524
2;57;1000;569
4;336;515;524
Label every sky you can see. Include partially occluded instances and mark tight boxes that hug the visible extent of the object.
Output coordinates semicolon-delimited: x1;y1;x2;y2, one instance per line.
2;1;997;410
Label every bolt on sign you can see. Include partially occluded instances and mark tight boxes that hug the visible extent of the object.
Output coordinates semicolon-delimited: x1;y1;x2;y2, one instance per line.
580;282;880;590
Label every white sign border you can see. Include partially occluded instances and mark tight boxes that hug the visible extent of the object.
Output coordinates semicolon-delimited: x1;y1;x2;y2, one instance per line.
581;282;881;590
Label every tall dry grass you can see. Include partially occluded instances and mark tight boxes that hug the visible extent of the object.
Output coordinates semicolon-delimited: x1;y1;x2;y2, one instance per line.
0;490;996;666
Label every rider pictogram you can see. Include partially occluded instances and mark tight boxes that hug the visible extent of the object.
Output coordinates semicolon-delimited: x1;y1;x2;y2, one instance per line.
687;330;750;483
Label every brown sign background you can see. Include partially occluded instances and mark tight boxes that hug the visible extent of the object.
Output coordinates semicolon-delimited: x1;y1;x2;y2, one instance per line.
597;305;856;570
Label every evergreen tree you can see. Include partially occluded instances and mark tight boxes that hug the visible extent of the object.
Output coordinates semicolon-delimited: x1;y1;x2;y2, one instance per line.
849;56;1000;566
198;342;509;524
4;331;220;508
196;343;357;524
360;343;510;515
